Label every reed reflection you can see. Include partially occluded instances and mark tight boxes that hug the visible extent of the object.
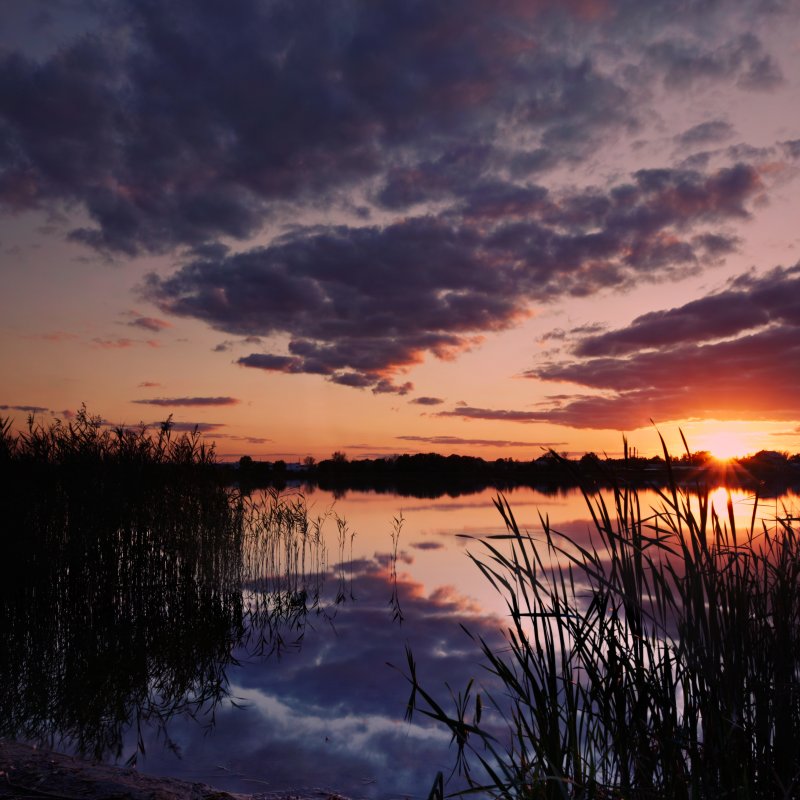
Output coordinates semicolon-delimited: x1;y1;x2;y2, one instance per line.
0;469;333;763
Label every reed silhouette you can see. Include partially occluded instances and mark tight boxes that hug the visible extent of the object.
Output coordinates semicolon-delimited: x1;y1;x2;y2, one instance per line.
401;439;800;799
0;411;334;763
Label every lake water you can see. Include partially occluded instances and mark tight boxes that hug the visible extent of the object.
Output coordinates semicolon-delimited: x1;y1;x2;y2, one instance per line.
4;481;799;799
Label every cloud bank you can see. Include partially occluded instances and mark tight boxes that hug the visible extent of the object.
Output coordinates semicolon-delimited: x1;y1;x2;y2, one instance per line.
441;264;800;430
143;163;761;392
1;0;796;403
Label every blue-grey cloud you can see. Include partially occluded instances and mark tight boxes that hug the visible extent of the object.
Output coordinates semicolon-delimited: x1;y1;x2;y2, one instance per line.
646;33;784;91
677;120;735;146
782;139;800;160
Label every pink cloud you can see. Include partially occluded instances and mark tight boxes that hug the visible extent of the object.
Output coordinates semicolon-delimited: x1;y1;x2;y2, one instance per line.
34;331;79;343
91;337;162;349
127;316;172;332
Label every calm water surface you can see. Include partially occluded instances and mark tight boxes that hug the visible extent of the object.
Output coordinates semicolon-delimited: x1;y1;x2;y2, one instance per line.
4;482;798;799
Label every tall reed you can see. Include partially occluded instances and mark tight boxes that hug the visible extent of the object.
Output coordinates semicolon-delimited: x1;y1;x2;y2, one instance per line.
402;442;800;799
1;411;339;763
240;488;334;657
0;405;214;467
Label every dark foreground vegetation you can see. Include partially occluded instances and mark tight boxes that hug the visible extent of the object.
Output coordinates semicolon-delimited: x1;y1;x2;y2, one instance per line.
5;411;800;797
402;440;800;799
0;410;336;762
0;406;216;472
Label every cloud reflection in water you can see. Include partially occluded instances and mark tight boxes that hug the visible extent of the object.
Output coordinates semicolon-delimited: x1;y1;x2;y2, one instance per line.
135;561;506;800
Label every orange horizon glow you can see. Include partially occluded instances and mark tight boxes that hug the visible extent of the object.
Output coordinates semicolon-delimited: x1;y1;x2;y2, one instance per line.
697;431;754;462
2;408;795;465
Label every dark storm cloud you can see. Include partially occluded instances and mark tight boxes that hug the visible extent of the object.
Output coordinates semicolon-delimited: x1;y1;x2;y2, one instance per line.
0;0;790;257
237;353;305;373
443;264;800;430
0;0;640;254
132;396;240;407
145;163;762;390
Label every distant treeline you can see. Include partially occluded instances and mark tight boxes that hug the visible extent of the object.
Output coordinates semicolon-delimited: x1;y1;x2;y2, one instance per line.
231;448;800;498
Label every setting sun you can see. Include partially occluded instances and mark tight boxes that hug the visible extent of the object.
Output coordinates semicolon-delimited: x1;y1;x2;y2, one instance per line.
696;431;752;461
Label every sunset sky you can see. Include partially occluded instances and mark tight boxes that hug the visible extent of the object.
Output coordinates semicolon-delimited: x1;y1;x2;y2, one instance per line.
2;0;800;461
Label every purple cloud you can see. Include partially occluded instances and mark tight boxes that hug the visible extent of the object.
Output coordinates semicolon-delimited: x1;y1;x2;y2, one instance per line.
437;407;551;424
397;435;565;448
127;316;172;333
145;420;225;433
0;403;49;414
92;337;160;349
237;353;305;373
33;331;79;343
132;396;240;407
144;162;762;391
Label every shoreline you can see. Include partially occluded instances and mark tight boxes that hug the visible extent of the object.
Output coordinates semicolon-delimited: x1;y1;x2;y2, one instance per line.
0;741;347;800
